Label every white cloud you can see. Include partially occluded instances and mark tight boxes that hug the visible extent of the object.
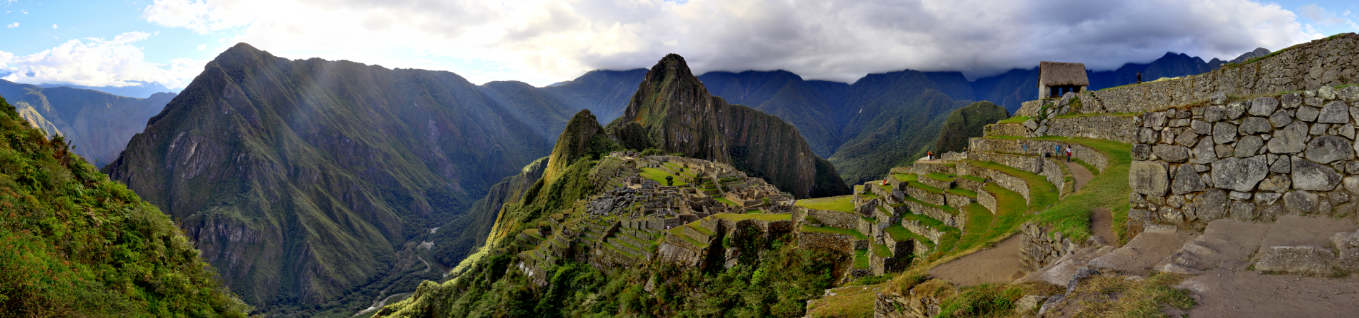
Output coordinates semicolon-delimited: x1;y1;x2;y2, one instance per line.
0;31;206;89
1300;4;1349;26
5;22;15;28
142;0;1315;85
51;24;56;29
197;44;206;50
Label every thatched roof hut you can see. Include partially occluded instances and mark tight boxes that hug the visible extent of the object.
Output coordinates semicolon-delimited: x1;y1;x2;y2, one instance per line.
1038;61;1088;87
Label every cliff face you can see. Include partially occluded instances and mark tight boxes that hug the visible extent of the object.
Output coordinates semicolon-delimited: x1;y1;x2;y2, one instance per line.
606;54;849;198
0;80;173;166
100;43;569;309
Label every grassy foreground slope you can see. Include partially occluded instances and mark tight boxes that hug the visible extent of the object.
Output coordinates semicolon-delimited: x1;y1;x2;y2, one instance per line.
0;95;249;316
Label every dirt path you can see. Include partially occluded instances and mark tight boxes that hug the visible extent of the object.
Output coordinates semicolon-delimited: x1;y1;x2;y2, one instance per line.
928;234;1024;286
1090;208;1115;246
1062;160;1093;192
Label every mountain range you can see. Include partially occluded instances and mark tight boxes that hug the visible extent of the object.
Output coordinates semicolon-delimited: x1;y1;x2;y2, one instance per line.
0;79;175;167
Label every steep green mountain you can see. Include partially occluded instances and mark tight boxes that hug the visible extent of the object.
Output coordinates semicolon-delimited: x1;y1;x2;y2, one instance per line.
0;80;174;167
0;95;248;316
827;73;973;184
605;54;849;198
930;101;1009;153
99;43;583;312
540;69;649;123
698;71;844;157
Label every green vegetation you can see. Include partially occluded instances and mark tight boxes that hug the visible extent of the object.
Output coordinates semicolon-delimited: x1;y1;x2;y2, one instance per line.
946;188;978;198
800;225;869;240
640;167;688;186
936;282;1059;318
0;96;250;316
959;175;985;183
885;225;933;245
924;172;955;182
1068;273;1195;318
872;244;893;258
953;204;995;251
804;284;879;318
968;160;1059;210
853;250;871;269
1073;157;1100;175
796;195;856;213
0;80;175;167
1029;137;1132;243
716;197;741;207
933;101;1011;153
996;116;1030;124
710;213;792;222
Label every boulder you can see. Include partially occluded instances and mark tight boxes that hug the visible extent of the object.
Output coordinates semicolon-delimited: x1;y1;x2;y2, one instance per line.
1171;164;1206;195
1213;122;1237;144
1191;137;1216;163
1254;246;1336;274
1319;86;1338;100
1304;135;1353;164
1284;190;1320;213
1269;109;1294;127
1292;158;1343;191
1250;97;1280;116
1234;135;1263;157
1210;156;1268;192
1296;106;1319;122
1152;145;1190;163
1318;101;1351;124
1130;161;1170;196
1238;117;1273;135
1266;121;1308;154
1144;112;1168;128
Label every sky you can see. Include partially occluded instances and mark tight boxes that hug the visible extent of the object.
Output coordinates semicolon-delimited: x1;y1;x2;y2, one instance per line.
0;0;1355;94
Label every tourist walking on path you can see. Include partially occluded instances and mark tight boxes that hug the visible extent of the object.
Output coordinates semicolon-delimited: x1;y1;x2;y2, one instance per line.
1066;146;1072;162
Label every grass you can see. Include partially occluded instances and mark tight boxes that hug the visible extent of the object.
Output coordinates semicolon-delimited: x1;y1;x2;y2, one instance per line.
715;197;740;207
796;195;855;213
709;212;792;222
959;175;985;183
946;188;977;198
872;243;893;258
968;160;1059;210
853;250;871;269
903;195;959;216
936;282;1061;318
1069;273;1196;318
1050;112;1138;119
1073;157;1100;175
884;224;935;245
900;213;947;228
640;167;687;186
667;226;708;248
1028;136;1133;244
800;225;869;240
953;204;995;252
805;285;880;318
924;172;956;182
686;222;716;237
903;174;945;194
997;116;1031;124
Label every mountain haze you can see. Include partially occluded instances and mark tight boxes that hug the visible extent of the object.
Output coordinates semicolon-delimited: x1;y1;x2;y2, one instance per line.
0;80;174;167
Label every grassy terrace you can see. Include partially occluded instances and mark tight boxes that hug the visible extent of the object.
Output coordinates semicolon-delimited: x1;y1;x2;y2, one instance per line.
1073;157;1101;175
709;212;792;222
959;175;985;183
900;173;945;194
1027;136;1133;244
795;195;855;213
872;243;893;258
666;226;708;248
900;212;947;228
800;225;869;240
996;115;1031;124
923;172;955;182
967;160;1058;210
854;250;870;269
640;167;688;186
885;224;935;246
945;188;977;198
902;195;958;216
715;197;740;207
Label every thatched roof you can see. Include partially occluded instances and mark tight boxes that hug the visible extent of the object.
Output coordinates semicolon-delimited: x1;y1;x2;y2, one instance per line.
1038;61;1089;86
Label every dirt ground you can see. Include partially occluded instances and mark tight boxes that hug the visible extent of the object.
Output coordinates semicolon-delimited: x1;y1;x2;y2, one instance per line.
1091;208;1116;246
929;234;1025;286
1062;160;1093;192
1176;268;1359;317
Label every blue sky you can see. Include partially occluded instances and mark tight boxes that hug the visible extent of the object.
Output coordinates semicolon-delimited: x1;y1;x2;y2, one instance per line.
0;0;1356;95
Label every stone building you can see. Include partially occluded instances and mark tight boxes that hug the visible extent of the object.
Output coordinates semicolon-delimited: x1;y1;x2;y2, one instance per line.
1038;61;1089;99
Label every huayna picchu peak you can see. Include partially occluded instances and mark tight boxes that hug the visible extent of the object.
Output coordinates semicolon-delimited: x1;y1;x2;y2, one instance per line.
608;54;850;198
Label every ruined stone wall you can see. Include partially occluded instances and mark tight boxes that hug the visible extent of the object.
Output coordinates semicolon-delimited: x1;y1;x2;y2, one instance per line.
1041;159;1068;196
985;168;1032;204
977;188;998;214
1128;86;1359;230
1017;34;1359;117
901;219;946;242
969;138;1110;172
805;209;862;230
971;152;1043;174
906;186;947;206
799;231;857;256
903;200;965;230
1019;222;1084;271
1045;115;1139;144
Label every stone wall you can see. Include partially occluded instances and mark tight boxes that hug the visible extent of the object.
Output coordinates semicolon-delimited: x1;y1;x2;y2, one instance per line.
1045;114;1139;144
1042;159;1068;196
803;208;862;230
977;188;998;214
903;200;965;230
799;231;857;256
906;186;947;206
912;162;955;175
1129;87;1359;230
944;192;973;209
969;138;1110;172
984;168;1032;204
971;151;1043;174
1019;222;1082;271
1019;34;1359;117
901;219;946;242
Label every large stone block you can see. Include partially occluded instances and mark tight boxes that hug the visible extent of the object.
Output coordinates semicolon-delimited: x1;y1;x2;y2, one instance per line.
1254;246;1336;274
1213;122;1237;144
1171;164;1205;195
1305;135;1354;164
1152;144;1190;163
1234;135;1263;157
1296;106;1320;122
1281;92;1303;109
1266;121;1308;154
1292;158;1343;191
1270;109;1294;127
1250;97;1280;116
1319;101;1351;123
1284;190;1320;213
1211;156;1268;192
1191;137;1216;163
1130;161;1170;196
1226;102;1248;120
1239;117;1273;135
1192;189;1228;221
1132;144;1152;161
1258;175;1292;193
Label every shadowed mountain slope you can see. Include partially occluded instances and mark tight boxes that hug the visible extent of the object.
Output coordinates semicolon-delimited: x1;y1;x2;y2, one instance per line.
0;80;174;167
